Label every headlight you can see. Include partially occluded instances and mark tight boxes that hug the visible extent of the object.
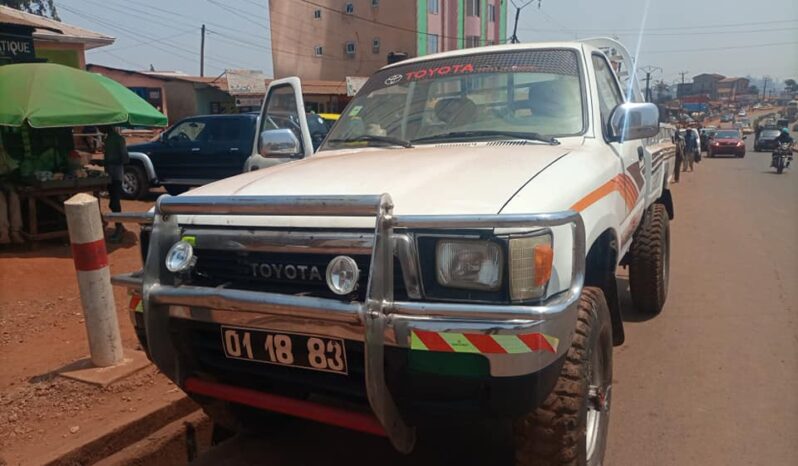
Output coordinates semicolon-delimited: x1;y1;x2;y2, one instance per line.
165;240;196;272
436;240;502;291
508;233;553;301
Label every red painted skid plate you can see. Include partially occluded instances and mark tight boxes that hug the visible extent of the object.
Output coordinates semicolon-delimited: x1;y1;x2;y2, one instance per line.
184;378;387;437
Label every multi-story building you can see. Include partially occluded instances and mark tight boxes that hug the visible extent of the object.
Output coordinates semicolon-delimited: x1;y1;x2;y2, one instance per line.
717;77;750;103
268;0;507;81
691;73;724;100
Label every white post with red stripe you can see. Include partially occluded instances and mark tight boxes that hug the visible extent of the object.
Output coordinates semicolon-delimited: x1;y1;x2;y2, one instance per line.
65;193;123;367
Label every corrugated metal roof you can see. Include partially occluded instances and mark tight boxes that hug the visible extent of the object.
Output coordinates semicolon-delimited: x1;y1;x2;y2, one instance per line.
0;5;114;49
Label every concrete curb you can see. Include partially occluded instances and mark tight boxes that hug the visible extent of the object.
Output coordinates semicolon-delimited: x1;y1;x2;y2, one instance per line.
40;396;198;466
95;411;212;466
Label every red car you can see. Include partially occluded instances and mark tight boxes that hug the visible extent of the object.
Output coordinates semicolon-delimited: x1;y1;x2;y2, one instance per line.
708;129;746;158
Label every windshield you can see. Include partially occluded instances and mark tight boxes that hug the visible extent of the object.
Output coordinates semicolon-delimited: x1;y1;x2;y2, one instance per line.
715;130;740;139
761;130;780;138
322;49;583;150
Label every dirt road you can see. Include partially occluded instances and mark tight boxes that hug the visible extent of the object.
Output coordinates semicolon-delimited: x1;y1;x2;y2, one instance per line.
189;135;798;465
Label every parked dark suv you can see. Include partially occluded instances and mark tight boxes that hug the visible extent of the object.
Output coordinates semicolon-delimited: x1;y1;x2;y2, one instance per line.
122;114;258;198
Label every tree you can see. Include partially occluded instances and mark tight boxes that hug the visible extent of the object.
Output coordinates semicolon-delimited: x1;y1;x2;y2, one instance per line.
785;79;798;93
748;85;759;96
0;1;59;20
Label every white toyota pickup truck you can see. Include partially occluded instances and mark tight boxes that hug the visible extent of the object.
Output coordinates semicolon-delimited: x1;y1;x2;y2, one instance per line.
113;39;675;465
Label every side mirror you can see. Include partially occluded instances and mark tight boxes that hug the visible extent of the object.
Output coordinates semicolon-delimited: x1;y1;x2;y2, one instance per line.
743;136;747;140
608;102;660;142
259;128;301;157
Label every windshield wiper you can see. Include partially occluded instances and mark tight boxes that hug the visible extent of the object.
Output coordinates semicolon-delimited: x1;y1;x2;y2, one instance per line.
327;135;414;148
412;130;560;145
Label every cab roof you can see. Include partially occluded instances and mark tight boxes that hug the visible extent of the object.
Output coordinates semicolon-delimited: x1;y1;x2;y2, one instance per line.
380;41;586;71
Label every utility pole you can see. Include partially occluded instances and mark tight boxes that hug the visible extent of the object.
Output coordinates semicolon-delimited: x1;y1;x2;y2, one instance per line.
509;0;537;44
678;71;688;84
639;65;662;102
200;24;206;77
761;76;769;101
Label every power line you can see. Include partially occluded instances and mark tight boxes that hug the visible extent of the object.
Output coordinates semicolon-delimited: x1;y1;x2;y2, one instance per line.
56;2;247;72
519;18;798;34
647;41;798;54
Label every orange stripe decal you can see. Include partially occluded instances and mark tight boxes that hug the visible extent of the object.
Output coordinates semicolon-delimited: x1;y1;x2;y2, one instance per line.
570;178;618;212
572;174;637;213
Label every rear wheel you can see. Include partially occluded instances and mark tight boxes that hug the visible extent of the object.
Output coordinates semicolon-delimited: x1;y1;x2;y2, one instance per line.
513;287;613;466
629;204;670;316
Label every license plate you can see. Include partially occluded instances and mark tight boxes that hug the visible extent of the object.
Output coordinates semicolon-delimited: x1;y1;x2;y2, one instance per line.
220;326;348;375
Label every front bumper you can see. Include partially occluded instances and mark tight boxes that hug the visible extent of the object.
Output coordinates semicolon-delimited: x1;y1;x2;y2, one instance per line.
710;145;745;155
111;194;585;452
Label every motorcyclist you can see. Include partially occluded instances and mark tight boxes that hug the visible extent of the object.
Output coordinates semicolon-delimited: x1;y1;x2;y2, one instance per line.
775;128;794;145
773;128;794;169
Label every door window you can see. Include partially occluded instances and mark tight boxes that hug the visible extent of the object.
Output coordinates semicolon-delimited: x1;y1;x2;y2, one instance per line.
592;54;624;136
166;120;206;144
261;84;304;154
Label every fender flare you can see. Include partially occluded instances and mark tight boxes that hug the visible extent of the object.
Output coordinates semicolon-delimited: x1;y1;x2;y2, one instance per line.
128;152;158;183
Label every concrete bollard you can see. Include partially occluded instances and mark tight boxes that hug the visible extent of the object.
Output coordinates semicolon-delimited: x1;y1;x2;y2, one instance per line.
64;193;124;367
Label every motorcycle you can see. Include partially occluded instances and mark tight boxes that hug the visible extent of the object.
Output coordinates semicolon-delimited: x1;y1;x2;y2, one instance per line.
771;143;793;174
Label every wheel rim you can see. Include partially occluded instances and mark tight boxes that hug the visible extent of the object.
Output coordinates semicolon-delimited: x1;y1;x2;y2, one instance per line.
586;341;610;463
122;171;138;195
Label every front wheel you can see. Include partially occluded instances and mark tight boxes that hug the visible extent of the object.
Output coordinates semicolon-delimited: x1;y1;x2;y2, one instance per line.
629;204;670;316
513;287;613;466
121;165;149;200
776;157;784;174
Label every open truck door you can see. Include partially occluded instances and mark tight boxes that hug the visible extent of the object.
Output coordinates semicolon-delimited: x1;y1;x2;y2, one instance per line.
257;77;314;164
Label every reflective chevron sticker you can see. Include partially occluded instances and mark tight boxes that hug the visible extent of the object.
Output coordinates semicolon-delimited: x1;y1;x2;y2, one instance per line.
410;330;559;354
129;294;143;312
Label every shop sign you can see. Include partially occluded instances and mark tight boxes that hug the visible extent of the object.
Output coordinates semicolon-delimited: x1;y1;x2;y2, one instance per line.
0;33;35;60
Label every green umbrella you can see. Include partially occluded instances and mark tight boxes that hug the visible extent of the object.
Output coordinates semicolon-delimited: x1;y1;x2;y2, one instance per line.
0;63;168;128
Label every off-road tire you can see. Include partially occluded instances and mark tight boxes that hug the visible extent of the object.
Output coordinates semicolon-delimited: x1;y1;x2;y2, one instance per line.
164;184;189;196
121;165;149;200
629;204;670;316
513;287;613;466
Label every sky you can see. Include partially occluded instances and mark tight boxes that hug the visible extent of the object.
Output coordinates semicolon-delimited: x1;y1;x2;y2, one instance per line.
55;0;798;86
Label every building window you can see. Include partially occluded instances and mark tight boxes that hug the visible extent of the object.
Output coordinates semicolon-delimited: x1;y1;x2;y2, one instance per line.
344;3;354;14
428;34;439;54
314;45;323;56
313;9;321;19
466;0;480;17
345;41;356;56
372;38;381;53
489;4;496;22
429;0;439;14
371;0;379;7
466;35;481;48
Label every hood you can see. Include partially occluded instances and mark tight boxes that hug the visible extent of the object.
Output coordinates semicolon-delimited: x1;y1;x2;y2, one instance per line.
184;142;571;223
128;141;160;153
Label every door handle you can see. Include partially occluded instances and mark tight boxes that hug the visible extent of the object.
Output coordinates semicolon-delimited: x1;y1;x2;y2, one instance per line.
229;148;239;152
191;147;201;152
637;146;644;161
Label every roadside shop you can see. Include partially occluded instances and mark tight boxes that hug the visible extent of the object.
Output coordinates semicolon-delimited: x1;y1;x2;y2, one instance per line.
0;63;166;246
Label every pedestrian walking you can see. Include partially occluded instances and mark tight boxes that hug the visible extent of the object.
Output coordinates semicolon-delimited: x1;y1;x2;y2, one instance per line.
683;128;696;172
672;128;684;183
102;126;128;243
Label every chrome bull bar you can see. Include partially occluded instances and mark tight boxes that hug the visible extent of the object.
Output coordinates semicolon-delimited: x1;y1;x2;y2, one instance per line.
111;194;586;453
